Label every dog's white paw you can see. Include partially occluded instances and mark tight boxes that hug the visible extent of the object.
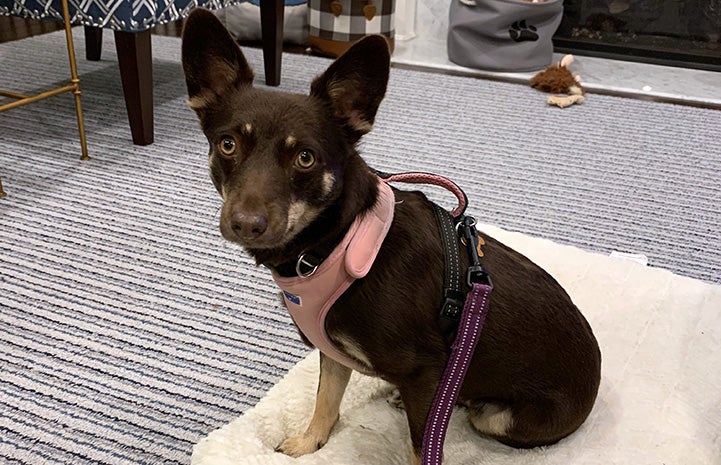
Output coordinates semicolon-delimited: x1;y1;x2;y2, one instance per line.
275;433;326;457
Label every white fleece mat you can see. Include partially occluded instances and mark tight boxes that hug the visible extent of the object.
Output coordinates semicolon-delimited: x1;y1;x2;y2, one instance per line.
192;225;721;465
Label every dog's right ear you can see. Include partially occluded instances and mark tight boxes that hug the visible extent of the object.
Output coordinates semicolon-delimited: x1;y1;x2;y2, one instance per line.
181;9;254;111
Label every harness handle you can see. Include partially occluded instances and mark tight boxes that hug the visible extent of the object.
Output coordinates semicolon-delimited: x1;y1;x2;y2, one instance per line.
374;170;468;218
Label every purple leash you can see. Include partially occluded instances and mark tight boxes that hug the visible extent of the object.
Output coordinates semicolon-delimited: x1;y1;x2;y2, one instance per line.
421;281;492;465
379;170;492;465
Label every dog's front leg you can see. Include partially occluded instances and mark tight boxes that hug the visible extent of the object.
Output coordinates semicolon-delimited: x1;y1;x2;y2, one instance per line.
397;365;445;465
276;352;352;457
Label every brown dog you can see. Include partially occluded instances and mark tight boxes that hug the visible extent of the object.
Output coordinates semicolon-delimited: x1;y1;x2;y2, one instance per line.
182;9;601;464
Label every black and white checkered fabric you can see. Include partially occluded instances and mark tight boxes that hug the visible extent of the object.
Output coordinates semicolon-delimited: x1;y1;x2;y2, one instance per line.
308;0;394;42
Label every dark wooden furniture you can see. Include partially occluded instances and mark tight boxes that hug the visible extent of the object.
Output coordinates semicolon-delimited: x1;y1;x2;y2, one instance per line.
85;1;285;146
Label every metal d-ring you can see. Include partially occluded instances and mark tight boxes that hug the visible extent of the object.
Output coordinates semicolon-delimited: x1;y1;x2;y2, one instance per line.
295;252;319;278
456;216;476;246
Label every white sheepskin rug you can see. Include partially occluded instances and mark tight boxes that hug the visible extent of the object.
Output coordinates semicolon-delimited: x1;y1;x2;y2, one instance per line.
192;225;721;465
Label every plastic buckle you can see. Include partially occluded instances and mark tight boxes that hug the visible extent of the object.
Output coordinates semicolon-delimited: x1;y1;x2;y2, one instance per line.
439;289;465;336
440;289;465;321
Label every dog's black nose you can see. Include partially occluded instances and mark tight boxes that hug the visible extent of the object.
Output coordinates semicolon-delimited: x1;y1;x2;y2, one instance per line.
230;213;268;240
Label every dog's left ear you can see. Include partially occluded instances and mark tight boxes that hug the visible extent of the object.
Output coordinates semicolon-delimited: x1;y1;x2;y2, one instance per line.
181;8;254;110
310;35;390;138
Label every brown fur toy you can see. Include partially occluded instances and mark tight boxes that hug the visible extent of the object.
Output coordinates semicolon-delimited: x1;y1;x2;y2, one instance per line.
530;55;585;108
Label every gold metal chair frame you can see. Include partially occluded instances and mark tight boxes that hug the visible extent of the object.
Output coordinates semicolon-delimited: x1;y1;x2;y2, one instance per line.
0;0;89;198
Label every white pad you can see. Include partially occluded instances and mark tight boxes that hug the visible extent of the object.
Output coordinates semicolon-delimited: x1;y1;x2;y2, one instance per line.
192;225;721;465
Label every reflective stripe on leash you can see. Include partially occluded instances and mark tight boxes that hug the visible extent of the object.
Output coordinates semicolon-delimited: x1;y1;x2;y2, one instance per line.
421;281;492;465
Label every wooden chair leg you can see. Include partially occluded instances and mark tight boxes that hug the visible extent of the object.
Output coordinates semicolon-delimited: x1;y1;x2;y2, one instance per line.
114;29;154;145
260;0;284;86
84;26;103;61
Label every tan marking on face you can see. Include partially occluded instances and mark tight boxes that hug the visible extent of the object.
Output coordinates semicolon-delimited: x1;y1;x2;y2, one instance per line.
285;200;321;239
286;201;306;232
285;135;297;148
322;172;335;197
241;123;253;135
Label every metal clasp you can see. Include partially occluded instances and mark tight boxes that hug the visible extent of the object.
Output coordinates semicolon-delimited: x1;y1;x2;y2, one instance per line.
295;252;320;278
457;215;493;288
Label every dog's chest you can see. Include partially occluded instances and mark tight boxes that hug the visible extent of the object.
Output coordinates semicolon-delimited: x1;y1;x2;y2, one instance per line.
272;181;396;374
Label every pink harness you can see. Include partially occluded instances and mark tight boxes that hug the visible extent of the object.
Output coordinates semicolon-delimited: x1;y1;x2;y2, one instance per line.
271;180;396;374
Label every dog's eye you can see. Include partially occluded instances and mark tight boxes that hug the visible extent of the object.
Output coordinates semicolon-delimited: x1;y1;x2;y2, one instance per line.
295;150;315;169
218;137;237;156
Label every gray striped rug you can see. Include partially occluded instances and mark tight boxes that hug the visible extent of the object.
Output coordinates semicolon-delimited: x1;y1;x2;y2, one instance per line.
1;28;719;464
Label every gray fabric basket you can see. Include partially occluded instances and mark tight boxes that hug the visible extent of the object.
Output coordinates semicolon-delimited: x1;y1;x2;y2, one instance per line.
447;0;564;72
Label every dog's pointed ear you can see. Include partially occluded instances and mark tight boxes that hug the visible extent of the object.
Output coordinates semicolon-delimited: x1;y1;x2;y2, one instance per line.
310;35;390;138
181;9;254;110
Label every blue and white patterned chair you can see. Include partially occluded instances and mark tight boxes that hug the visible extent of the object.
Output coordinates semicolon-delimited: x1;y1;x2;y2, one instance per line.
1;0;286;145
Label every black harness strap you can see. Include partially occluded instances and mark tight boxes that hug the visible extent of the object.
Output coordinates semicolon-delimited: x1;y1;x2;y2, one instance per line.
431;203;465;337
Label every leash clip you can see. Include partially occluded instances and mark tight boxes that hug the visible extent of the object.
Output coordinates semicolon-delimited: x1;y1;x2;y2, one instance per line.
467;265;492;288
457;215;493;288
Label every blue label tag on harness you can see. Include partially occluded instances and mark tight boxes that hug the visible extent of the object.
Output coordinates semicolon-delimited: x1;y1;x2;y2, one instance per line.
283;290;301;306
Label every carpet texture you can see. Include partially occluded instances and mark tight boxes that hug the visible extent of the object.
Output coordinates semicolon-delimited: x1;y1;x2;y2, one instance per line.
0;29;720;464
191;225;721;465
